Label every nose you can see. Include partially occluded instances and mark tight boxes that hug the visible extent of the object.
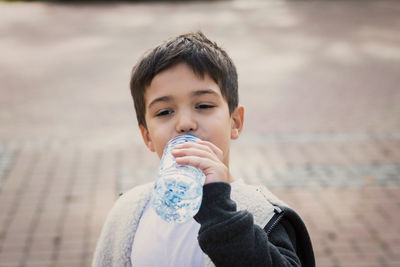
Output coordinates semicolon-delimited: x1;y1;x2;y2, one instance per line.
176;110;197;134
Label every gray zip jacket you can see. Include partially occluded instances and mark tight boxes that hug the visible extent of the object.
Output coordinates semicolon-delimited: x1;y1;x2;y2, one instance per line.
92;181;314;267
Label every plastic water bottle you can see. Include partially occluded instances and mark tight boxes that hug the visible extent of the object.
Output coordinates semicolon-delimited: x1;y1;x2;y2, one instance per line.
151;134;206;223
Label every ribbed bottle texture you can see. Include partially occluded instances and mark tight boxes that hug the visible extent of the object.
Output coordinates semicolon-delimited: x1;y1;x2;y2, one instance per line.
151;134;206;223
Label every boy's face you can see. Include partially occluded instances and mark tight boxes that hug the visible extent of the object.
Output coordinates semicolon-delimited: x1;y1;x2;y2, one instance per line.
139;62;244;167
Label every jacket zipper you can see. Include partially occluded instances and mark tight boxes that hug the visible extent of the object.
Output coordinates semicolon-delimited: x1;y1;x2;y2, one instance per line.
267;207;286;236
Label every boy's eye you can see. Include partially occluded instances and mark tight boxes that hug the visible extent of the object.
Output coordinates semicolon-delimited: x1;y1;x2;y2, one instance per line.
196;104;215;109
156;109;173;117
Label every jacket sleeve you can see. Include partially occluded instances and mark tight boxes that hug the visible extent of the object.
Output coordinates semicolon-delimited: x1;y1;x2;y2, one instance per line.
194;182;302;267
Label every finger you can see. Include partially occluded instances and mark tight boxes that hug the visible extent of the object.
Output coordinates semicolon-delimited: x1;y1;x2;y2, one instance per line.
174;141;215;155
175;155;230;184
174;155;215;172
196;140;223;159
175;140;223;158
172;147;218;162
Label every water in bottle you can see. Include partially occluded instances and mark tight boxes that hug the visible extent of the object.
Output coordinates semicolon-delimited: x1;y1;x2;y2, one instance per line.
151;134;206;223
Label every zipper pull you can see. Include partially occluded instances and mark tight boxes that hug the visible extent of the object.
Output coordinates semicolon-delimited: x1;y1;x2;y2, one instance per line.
274;206;283;214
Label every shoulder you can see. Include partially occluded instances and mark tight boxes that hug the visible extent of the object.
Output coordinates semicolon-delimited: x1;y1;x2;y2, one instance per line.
118;182;154;204
230;182;307;235
103;182;154;228
270;206;316;267
92;182;154;266
230;181;287;228
232;182;288;206
231;181;315;266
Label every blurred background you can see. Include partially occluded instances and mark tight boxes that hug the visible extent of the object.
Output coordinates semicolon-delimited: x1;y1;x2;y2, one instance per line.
0;0;399;266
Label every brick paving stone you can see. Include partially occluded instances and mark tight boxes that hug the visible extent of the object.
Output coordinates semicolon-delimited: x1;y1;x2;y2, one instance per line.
0;249;26;265
26;250;54;263
0;264;19;267
24;262;54;267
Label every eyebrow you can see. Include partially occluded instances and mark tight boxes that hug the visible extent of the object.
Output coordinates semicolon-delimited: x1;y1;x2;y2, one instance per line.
191;89;219;97
148;96;172;110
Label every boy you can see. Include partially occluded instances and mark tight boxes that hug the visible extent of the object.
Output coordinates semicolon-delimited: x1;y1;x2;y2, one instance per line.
92;32;315;267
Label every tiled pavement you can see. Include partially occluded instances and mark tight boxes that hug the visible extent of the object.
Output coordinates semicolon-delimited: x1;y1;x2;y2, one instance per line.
1;1;400;267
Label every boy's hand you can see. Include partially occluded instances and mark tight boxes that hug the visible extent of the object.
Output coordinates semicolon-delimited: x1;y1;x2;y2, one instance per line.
171;140;232;184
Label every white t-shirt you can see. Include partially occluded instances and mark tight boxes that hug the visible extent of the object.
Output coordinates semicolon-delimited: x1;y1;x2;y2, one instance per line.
131;201;204;267
131;180;242;267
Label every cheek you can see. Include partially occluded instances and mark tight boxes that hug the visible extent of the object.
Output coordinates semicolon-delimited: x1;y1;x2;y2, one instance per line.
206;118;231;147
146;124;167;158
153;137;168;158
154;134;170;159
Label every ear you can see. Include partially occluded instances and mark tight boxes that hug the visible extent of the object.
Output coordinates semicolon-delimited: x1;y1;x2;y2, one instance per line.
139;124;156;152
230;105;244;140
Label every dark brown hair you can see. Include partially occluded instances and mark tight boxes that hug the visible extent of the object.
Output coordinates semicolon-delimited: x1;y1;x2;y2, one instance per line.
130;31;238;128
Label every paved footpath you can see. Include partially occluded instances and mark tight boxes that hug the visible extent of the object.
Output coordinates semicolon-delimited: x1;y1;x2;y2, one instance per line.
1;1;400;266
